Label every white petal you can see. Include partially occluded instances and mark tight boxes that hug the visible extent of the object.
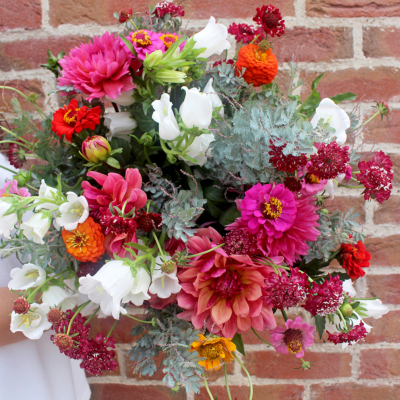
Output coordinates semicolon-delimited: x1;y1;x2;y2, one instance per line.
105;89;135;106
180;87;213;130
104;112;138;140
203;78;224;117
342;280;357;297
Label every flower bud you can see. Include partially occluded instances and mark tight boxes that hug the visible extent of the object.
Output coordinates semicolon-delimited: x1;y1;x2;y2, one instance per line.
139;133;154;147
339;302;353;318
144;50;163;69
12;297;30;314
47;307;64;325
167;153;177;164
154;70;187;83
80;136;111;163
53;333;73;351
13;170;31;187
161;259;177;274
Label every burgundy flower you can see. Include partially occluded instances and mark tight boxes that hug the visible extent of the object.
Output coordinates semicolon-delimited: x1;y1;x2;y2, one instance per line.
327;321;368;345
8;141;26;168
303;275;344;317
228;23;264;43
76;260;104;278
283;177;302;193
224;229;260;256
263;268;309;310
253;5;285;37
119;8;132;23
213;59;235;68
268;143;307;173
154;1;185;18
356;151;393;204
308;142;350;180
136;210;162;233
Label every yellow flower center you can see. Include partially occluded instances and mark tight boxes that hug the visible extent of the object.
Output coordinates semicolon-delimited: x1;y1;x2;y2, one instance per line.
67;230;89;249
131;30;152;47
25;269;39;279
18;308;40;328
199;343;223;359
287;340;303;355
63;108;80;125
263;197;283;219
160;33;178;49
254;49;269;61
2;193;11;197
305;173;320;184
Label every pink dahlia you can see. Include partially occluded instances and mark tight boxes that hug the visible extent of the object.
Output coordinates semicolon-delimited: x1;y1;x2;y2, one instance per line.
270;316;314;358
124;30;165;61
58;32;135;101
177;227;281;338
0;180;30;198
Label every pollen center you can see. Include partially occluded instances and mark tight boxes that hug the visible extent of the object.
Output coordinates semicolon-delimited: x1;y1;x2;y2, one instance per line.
160;33;178;49
63;108;80;125
305;173;320;184
283;328;303;355
263;197;283;219
67;230;89;249
254;49;269;61
199;343;223;359
131;30;152;47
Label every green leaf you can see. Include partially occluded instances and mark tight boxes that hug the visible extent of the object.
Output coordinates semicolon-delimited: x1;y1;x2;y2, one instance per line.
142;98;153;115
232;333;245;356
330;92;358;104
312;72;325;91
119;34;136;56
218;204;240;226
298;72;325;118
110;137;131;167
106;157;121;169
313;315;326;340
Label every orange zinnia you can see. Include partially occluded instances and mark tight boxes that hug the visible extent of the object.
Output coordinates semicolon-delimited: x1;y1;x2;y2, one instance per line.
190;334;236;371
235;43;278;87
62;217;105;263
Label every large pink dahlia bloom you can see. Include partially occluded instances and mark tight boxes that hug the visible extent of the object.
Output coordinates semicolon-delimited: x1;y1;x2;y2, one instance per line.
58;32;135;101
177;227;280;338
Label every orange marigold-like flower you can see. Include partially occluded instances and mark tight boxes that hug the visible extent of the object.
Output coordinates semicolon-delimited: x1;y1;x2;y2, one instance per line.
235;43;278;87
190;334;236;371
62;217;105;262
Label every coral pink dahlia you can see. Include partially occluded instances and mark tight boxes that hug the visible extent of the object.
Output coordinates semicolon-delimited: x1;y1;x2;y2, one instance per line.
58;32;135;101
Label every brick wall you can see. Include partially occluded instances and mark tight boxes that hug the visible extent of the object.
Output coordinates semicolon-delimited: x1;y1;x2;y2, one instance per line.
1;1;400;399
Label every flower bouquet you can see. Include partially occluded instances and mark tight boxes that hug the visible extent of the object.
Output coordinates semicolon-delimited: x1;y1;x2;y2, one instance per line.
0;2;392;397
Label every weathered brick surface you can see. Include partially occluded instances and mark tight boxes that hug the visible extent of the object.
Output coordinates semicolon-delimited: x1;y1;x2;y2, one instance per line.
363;109;400;145
0;0;42;31
363;27;400;58
324;196;365;225
374;196;400;225
365;235;400;266
360;349;400;379
365;274;400;304
363;311;400;343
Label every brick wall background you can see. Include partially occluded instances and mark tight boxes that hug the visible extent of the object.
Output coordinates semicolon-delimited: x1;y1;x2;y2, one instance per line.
1;1;400;399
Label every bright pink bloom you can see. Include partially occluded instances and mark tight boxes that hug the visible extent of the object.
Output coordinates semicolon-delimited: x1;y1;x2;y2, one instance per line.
124;30;165;61
270;316;314;358
253;5;285;37
177;227;281;338
345;164;352;180
327;321;367;345
58;32;135;101
299;163;328;196
0;180;30;198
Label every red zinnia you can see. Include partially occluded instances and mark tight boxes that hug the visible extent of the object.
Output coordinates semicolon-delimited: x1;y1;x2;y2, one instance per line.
228;23;264;43
154;1;184;18
51;99;101;141
253;5;285;37
327;321;368;345
308;142;350;180
341;239;370;280
119;8;132;23
269;142;307;173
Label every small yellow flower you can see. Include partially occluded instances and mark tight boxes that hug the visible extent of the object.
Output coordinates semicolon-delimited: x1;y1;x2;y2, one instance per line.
190;334;236;371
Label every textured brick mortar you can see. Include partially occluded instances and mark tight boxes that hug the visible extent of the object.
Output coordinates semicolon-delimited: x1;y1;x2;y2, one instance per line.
1;1;400;399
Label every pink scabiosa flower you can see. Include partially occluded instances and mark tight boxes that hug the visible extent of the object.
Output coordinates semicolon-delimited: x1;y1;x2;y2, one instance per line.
0;180;30;198
263;268;309;310
303;275;344;317
177;227;281;338
327;321;368;345
223;229;260;257
356;151;393;204
124;30;165;61
270;317;314;358
58;32;135;102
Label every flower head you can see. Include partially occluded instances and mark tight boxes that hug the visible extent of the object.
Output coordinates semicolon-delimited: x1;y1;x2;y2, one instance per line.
228;23;264;43
299;165;328;196
180;87;213;130
53;333;74;351
104;112;138;140
149;256;182;299
80;136;111;164
21;212;51;245
47;307;64;325
136;210;162;233
341;239;371;280
62;216;105;263
118;8;132;23
270;317;314;358
223;229;260;257
12;297;30;314
154;1;185;18
126;30;165;61
283;176;302;193
253;5;285;37
42;286;78;311
190;334;236;371
152;93;181;140
8;141;26;168
372;100;390;121
303;275;344;316
357;151;393;203
327;321;368;345
51;99;101;141
263;268;309;310
58;32;135;101
56;192;89;231
8;263;46;290
0;179;30;198
76;260;103;278
268;143;307;173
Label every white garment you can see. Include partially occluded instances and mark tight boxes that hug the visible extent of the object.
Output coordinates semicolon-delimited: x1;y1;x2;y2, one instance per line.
0;154;91;400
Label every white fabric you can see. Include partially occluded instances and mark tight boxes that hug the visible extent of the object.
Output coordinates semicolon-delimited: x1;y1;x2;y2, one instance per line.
0;154;91;400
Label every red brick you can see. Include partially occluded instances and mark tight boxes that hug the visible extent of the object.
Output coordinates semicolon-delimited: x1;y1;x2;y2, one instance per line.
243;351;351;379
89;383;187;400
0;0;41;31
390;153;400;186
0;79;45;113
366;274;400;304
185;0;294;19
306;0;400;18
273;27;352;63
310;383;400;400
364;310;400;343
373;196;400;224
363;109;400;145
195;385;304;400
360;349;400;379
363;27;400;58
365;235;400;266
300;68;400;103
324;196;365;225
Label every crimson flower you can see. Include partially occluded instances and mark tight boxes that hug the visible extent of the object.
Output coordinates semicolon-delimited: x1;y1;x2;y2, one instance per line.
136;210;162;233
154;1;184;18
253;5;285;37
119;8;132;23
51;99;101;141
327;322;368;345
268;142;307;173
228;23;264;43
8;140;26;168
340;239;370;280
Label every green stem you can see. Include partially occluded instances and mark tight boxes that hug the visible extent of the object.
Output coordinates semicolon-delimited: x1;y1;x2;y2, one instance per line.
107;319;119;339
123;314;153;324
358;111;380;130
0;164;17;175
339;185;364;189
143;146;154;166
0;125;34;146
27;271;64;302
152;231;166;261
66;301;91;335
186;243;226;259
84;306;100;325
26;184;39;193
233;353;253;400
202;372;214;400
281;310;288;322
337;309;348;331
351;297;378;301
251;328;273;346
0;140;32;150
224;363;232;400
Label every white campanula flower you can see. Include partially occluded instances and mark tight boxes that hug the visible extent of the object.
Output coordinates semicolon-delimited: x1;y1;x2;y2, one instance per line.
123;266;151;305
152;93;181;140
10;302;52;339
193;17;231;59
8;263;46;290
181;133;215;166
203;78;224;117
323;174;345;198
311;98;351;145
149;256;182;299
104;111;138;140
0;199;18;239
36;180;58;211
55;192;89;231
180;87;213;130
106;89;135;106
20;212;51;244
42;286;79;311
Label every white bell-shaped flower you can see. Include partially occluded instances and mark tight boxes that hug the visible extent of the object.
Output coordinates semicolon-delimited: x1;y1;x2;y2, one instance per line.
180;87;213;130
152;93;181;140
36;180;58;211
311;98;351;145
56;192;89;231
104;112;138;140
42;286;79;311
123;266;151;306
105;89;135;106
0;199;18;239
193;17;231;59
149;256;182;299
10;302;52;339
203;78;224;117
8;263;46;290
181;133;215;166
20;212;51;244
